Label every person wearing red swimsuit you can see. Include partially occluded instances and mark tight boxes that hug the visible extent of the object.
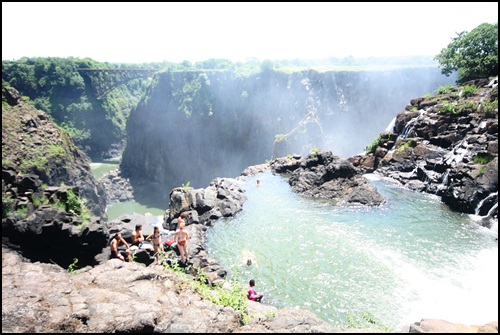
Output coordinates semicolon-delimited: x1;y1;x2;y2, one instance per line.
174;221;190;264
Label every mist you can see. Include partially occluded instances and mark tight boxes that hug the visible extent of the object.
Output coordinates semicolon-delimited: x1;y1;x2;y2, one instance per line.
121;67;458;198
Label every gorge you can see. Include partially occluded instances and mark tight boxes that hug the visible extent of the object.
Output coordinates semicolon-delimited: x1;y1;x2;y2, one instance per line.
2;64;498;332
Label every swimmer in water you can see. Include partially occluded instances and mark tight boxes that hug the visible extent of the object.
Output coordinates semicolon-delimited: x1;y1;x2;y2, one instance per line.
241;249;258;267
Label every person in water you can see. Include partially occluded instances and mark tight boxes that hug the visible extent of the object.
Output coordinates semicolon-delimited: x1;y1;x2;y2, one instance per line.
174;221;190;264
146;226;164;265
256;180;261;187
247;279;263;302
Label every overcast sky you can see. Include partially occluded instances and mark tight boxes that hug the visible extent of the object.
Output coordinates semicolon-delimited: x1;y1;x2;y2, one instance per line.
2;2;498;64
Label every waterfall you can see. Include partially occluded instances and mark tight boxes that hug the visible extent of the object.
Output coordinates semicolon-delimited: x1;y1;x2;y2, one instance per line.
398;109;425;139
385;117;396;132
435;169;450;194
444;138;471;167
475;191;499;217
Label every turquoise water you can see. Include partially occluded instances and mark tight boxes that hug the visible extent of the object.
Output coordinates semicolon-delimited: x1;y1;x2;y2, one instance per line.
205;171;498;330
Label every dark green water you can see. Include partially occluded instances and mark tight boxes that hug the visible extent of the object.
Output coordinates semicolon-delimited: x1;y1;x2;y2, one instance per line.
205;171;498;330
90;160;165;220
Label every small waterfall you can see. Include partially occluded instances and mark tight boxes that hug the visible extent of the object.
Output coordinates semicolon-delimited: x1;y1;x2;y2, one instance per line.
385;117;396;132
398;109;425;139
435;169;450;194
444;138;471;167
475;192;499;217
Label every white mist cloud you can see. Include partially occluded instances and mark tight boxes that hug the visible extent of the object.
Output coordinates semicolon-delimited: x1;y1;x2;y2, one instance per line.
2;2;498;63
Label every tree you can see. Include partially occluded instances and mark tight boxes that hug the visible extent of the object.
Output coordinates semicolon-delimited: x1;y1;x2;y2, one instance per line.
435;22;498;84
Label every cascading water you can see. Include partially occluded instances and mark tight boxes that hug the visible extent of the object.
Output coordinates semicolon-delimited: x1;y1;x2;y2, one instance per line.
206;171;498;331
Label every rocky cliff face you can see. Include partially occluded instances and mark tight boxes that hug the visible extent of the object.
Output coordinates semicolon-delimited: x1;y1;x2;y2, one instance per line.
121;68;456;200
350;77;498;227
2;87;107;216
2;87;109;268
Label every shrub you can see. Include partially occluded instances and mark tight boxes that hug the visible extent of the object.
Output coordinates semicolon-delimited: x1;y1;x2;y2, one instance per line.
436;84;454;95
397;139;416;151
2;193;14;218
460;85;477;98
480;99;498;117
365;133;390;154
473;153;494;165
67;258;79;274
438;102;458;115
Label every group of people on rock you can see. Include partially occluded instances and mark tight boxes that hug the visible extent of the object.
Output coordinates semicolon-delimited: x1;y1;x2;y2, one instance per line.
110;180;265;303
109;213;191;265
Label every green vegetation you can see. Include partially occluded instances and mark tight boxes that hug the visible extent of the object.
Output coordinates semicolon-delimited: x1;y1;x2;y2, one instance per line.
16;141;70;174
66;188;86;214
16;205;29;219
436;84;454;95
346;310;392;332
32;195;49;207
480;99;498;117
182;181;191;190
437;101;458;115
67;258;79;274
131;249;138;262
397;139;416;151
308;147;320;158
460;84;477;98
366;132;390;154
473;153;494;165
46;188;90;225
2;193;14;218
20;155;48;173
66;188;91;223
457;100;477;113
51;200;67;212
435;22;498;84
2;57;152;157
165;261;249;324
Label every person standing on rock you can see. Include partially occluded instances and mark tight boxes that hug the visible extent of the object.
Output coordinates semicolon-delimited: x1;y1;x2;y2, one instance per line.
174;221;190;264
110;233;131;262
176;212;189;230
146;226;164;265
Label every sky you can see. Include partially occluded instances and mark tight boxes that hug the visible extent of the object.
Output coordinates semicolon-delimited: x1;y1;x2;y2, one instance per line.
2;2;498;64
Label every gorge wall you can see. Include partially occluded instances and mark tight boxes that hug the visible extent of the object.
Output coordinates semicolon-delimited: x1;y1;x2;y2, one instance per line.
121;67;457;200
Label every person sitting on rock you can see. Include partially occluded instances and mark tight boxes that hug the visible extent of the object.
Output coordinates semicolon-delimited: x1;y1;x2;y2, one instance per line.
131;224;145;247
248;279;263;302
110;233;131;262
